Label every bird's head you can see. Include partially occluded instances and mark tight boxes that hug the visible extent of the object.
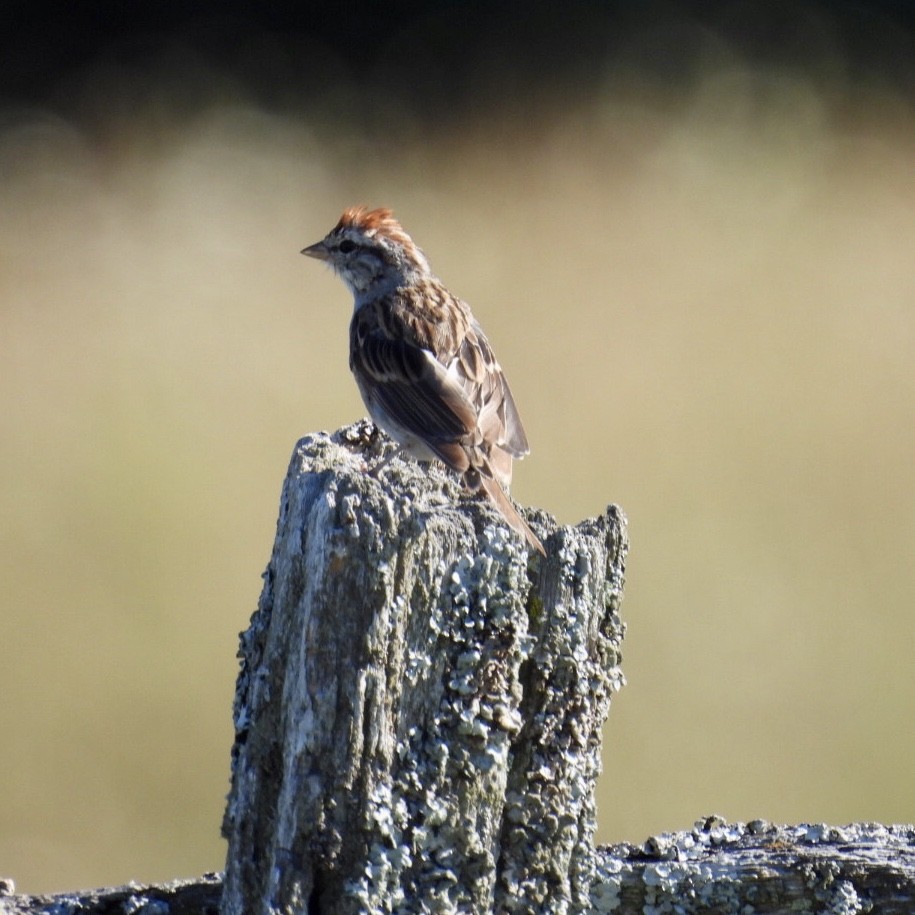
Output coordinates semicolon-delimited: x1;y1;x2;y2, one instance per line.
302;206;431;297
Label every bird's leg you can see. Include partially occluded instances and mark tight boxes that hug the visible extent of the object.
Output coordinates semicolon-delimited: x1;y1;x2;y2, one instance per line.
366;422;383;448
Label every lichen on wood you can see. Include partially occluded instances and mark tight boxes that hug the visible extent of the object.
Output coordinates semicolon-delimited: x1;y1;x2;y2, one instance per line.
220;423;628;914
5;426;915;914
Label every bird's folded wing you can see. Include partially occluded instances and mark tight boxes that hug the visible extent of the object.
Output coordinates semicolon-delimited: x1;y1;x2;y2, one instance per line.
355;332;478;446
460;322;530;459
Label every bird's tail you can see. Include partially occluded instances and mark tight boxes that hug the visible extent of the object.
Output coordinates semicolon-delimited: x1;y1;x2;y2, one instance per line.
477;474;545;556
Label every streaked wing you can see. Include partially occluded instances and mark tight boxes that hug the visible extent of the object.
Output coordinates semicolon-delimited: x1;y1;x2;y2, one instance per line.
458;321;529;458
353;326;477;446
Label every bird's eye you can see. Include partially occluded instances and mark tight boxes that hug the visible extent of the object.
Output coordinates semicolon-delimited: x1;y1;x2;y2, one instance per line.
338;240;356;254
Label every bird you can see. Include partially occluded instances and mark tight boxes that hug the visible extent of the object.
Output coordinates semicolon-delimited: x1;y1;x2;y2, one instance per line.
301;206;544;555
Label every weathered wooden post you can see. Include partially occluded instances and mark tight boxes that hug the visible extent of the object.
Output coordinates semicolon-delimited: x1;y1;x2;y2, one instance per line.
3;425;914;914
220;422;628;914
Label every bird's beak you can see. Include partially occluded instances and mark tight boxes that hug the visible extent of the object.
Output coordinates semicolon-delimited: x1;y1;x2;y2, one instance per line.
301;241;330;261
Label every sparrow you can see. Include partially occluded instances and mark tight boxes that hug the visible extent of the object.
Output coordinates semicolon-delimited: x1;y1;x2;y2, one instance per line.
302;206;544;555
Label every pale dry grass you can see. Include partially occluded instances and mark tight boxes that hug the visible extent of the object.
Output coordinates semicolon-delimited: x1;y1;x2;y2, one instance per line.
2;62;914;892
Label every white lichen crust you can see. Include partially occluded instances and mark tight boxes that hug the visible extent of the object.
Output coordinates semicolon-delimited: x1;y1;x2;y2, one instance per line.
5;821;915;913
7;424;914;914
588;817;915;914
221;423;628;915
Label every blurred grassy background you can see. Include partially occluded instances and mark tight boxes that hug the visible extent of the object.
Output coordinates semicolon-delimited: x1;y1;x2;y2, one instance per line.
2;0;915;895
